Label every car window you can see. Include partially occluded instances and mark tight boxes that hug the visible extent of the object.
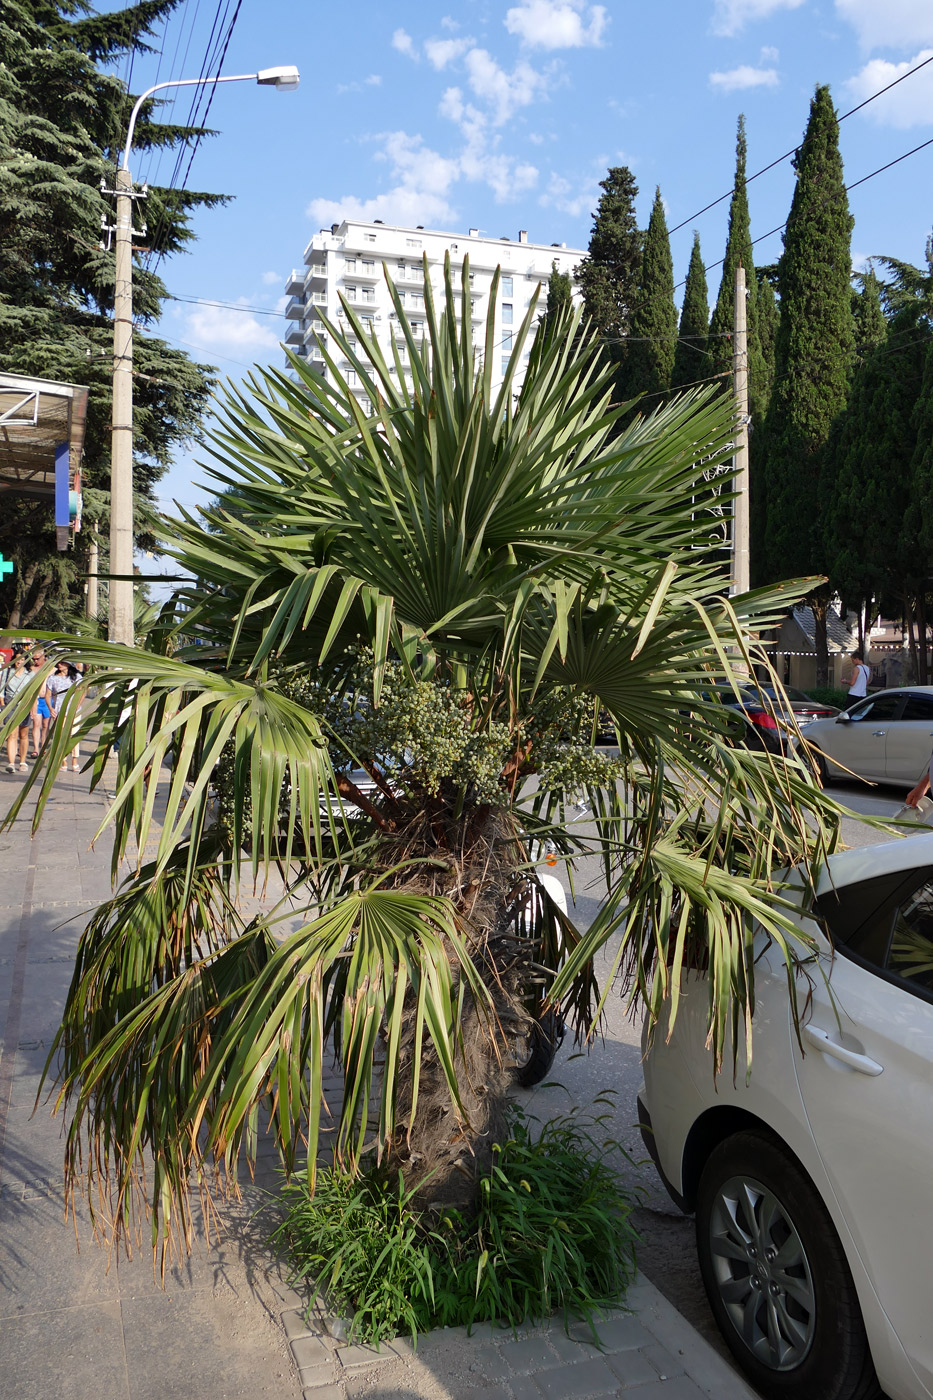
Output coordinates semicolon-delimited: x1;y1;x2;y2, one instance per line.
817;865;933;1002
899;694;933;722
846;693;901;722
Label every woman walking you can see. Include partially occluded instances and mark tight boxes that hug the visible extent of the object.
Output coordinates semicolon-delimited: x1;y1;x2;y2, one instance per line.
46;659;80;771
1;650;33;773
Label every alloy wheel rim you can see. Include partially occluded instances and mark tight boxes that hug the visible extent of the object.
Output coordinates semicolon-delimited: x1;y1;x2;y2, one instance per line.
708;1173;816;1371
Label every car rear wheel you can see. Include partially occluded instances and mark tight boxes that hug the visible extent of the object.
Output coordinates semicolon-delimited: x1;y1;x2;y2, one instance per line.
696;1131;879;1400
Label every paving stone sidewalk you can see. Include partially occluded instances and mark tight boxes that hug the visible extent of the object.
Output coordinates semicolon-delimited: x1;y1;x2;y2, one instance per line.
0;762;755;1400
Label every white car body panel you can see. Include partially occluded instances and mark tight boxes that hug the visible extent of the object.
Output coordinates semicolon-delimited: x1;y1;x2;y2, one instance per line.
640;833;933;1400
795;944;933;1398
805;688;933;786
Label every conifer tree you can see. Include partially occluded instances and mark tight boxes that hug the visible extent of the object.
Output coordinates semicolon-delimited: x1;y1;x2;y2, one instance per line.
671;232;709;391
853;267;887;356
576;167;642;389
756;87;855;681
621;188;677;403
539;260;573;348
0;0;222;627
708;116;767;417
755;268;779;414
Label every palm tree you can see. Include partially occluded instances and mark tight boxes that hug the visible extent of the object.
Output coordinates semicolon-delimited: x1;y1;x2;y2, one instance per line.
8;260;841;1259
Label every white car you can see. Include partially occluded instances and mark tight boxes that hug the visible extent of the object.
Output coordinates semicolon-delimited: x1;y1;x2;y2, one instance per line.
638;833;933;1400
803;686;933;788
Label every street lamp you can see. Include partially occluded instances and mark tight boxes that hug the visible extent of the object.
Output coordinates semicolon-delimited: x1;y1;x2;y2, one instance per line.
109;66;300;646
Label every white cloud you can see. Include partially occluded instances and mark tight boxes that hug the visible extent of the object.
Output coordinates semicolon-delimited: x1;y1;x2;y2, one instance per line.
844;49;933;126
835;0;933;52
337;74;383;94
392;28;417;59
425;36;472;69
760;45;779;61
710;0;805;38
307;131;460;229
504;0;608;50
261;271;281;285
463;48;548;125
186;302;280;351
539;170;600;218
440;15;460;31
709;63;780;92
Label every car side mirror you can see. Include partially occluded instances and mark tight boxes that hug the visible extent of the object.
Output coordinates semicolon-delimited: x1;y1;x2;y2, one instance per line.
836;713;851;723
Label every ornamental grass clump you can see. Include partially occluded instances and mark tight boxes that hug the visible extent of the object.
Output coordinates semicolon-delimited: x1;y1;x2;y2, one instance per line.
273;1109;639;1346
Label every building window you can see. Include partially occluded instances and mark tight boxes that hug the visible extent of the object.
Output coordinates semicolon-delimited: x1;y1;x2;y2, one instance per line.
502;332;513;352
344;257;357;273
406;237;422;249
411;293;424;309
364;233;376;243
362;259;375;273
501;356;511;375
501;276;513;296
345;285;357;302
362;287;375;303
346;368;358;386
502;302;513;325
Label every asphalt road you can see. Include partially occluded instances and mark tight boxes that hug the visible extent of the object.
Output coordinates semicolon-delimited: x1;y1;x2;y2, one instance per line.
520;773;914;1369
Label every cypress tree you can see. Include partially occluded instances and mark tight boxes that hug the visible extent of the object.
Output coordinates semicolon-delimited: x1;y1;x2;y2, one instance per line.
671;233;710;391
539;260;573;348
853;267;887;356
708;116;767;417
576;167;642;389
621;187;677;403
755;269;779;415
758;86;855;681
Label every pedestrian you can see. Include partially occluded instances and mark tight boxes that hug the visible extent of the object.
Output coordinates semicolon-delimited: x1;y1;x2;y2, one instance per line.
47;659;81;771
846;651;871;701
1;649;33;773
28;645;51;756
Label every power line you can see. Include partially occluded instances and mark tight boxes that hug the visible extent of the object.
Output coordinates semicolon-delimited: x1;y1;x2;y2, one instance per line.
674;132;933;292
668;51;933;239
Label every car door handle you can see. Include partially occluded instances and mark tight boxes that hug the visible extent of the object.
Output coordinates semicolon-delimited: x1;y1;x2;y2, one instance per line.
871;729;887;737
803;1025;883;1076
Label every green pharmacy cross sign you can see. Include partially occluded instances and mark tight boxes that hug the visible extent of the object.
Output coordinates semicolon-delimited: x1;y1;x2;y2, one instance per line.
0;554;13;580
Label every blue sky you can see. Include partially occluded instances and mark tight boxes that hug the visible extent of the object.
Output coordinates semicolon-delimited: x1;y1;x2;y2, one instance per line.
100;0;933;520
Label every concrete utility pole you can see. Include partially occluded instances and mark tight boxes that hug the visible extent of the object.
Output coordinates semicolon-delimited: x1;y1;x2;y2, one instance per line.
86;522;99;620
108;165;140;646
107;65;299;648
731;264;750;596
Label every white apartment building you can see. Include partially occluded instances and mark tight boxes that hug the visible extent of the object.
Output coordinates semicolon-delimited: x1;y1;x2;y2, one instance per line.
283;220;584;401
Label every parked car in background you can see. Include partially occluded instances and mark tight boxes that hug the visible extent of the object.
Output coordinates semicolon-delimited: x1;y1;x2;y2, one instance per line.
753;683;840;728
800;686;933;788
639;833;933;1400
697;683;836;756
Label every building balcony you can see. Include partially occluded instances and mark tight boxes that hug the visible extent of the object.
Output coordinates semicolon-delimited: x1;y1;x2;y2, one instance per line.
284;324;304;345
285;269;305;296
285;295;305;321
342;261;381;282
309;292;328;306
307;260;327;280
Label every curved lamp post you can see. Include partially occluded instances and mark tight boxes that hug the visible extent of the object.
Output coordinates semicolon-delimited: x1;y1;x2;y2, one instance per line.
110;66;300;646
